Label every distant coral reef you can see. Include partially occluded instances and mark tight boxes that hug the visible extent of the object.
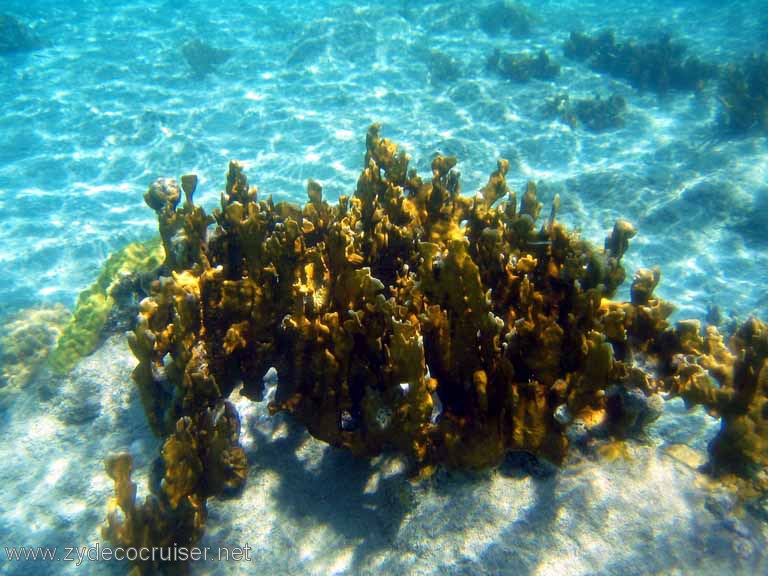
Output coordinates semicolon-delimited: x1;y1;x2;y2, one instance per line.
563;30;718;94
181;39;231;77
0;14;43;54
544;93;627;132
428;51;462;85
103;127;768;574
486;48;560;82
561;30;768;137
718;53;768;134
477;1;533;37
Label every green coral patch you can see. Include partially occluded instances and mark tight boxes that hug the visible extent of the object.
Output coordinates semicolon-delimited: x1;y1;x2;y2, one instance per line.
47;237;164;375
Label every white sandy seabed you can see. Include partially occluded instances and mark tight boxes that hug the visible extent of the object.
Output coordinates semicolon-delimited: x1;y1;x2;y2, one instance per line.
0;333;766;576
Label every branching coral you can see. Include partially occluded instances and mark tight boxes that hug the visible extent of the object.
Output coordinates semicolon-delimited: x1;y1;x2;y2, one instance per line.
667;318;768;485
105;125;768;573
103;453;206;575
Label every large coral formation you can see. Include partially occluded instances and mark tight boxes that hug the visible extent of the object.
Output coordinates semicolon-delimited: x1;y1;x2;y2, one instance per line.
563;30;718;94
133;125;668;467
106;126;768;573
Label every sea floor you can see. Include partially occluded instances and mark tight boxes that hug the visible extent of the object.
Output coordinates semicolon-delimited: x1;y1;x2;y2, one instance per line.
1;0;768;574
0;335;767;575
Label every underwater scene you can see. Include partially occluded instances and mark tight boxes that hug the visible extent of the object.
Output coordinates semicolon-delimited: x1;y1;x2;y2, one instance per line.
1;0;768;574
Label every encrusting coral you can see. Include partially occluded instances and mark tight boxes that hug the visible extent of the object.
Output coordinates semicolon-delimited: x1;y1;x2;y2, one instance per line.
0;305;70;395
0;241;161;403
105;126;768;573
48;238;164;375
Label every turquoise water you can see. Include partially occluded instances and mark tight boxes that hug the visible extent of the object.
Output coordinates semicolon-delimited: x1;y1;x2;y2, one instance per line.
1;0;766;319
1;1;767;575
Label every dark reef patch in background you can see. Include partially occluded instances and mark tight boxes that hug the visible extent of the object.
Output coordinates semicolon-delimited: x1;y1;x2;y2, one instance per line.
0;13;43;54
563;30;719;94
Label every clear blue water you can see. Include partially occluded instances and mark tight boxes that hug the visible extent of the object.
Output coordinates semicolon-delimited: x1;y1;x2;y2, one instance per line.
1;0;766;321
1;1;767;574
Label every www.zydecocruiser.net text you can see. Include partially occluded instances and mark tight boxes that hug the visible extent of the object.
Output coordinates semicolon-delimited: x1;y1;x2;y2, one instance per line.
4;543;253;565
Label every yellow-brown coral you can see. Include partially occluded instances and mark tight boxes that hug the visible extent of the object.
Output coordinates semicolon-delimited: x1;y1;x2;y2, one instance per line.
104;125;768;573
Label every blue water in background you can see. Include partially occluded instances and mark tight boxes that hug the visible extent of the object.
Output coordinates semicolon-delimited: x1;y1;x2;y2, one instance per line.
0;0;766;321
